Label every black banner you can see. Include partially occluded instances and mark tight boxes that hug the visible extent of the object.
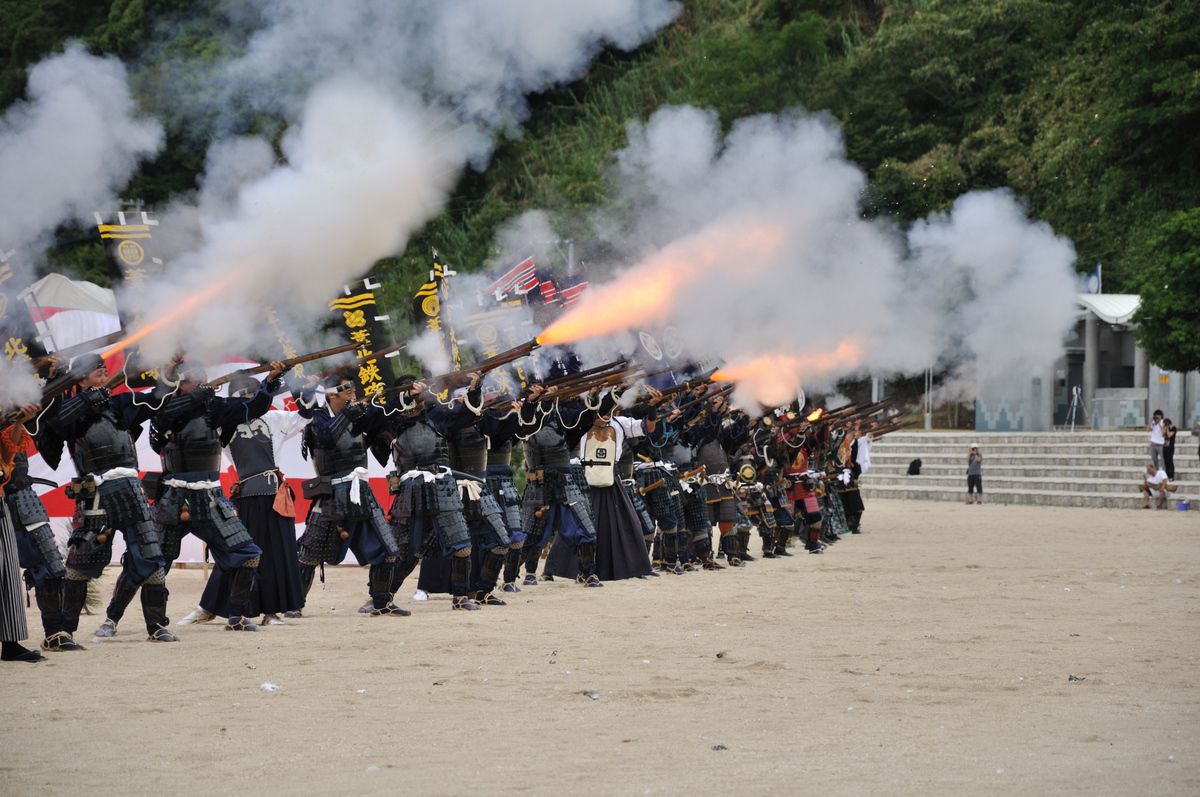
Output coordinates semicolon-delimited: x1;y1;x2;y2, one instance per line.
329;276;397;397
95;209;167;386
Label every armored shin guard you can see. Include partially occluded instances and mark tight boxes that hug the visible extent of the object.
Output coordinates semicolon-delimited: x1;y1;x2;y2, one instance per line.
660;532;678;566
34;576;66;638
369;561;396;610
774;526;793;556
578;540;597;578
503;547;523;584
760;528;776;558
62;578;89;635
106;570;140;623
298;562;317;596
521;535;542;575
389;555;419;594
737;529;755;561
651;532;663;566
450;554;472;598
720;533;743;566
227;566;259;620
141;583;171;636
477;549;505;595
806;522;823;552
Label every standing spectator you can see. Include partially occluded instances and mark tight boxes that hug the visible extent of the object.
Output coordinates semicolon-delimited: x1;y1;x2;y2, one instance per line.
1148;409;1165;470
966;444;984;505
1162;418;1177;480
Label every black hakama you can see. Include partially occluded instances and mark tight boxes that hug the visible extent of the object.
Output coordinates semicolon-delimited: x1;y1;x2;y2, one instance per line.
199;494;303;616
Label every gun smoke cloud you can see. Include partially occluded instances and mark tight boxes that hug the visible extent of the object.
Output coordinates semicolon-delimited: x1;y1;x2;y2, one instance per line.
120;0;682;365
0;43;163;265
526;105;1079;405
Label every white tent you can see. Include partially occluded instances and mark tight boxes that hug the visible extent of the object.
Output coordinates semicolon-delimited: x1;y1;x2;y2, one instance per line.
22;273;120;352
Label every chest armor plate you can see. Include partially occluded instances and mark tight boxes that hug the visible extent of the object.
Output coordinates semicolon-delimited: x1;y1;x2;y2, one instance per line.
392;421;449;471
312;423;367;476
448;425;487;473
71;410;137;474
163;414;221;474
523;422;569;470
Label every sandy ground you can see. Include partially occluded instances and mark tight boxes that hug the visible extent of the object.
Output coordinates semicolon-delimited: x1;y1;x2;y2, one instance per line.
2;499;1198;796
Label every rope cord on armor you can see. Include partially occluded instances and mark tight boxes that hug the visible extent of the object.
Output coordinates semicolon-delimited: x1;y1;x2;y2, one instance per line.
554;397;588;430
514;405;549;441
126;358;179;412
25;398;53;438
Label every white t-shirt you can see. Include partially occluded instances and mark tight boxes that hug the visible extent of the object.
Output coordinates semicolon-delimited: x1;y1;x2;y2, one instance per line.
1149;421;1165;445
1146;469;1168;487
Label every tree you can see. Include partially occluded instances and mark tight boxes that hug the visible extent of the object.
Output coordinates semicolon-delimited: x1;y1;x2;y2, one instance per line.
1133;208;1200;373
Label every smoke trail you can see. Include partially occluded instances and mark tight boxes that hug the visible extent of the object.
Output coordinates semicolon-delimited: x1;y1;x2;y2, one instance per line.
514;105;1078;404
0;42;162;264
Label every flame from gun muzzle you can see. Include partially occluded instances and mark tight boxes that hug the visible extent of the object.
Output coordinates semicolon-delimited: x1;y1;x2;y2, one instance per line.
711;340;862;406
536;222;786;346
102;273;239;358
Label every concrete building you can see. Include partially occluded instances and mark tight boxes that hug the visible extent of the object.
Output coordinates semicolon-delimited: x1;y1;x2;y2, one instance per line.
975;294;1200;431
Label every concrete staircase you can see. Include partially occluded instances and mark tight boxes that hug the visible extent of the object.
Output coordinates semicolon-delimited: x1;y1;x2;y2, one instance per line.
860;431;1199;509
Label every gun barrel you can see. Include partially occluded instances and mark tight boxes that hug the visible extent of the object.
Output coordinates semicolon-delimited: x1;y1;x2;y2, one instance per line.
209;340;364;387
541;359;627;387
427;338;539;388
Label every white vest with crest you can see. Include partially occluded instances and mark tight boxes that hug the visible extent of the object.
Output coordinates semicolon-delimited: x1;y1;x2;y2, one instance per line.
583;427;616;488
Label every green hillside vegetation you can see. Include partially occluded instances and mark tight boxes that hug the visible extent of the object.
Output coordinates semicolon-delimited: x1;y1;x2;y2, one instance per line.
3;0;1197;366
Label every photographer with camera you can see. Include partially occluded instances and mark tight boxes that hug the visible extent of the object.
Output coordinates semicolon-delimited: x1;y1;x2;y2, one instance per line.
966;444;984;505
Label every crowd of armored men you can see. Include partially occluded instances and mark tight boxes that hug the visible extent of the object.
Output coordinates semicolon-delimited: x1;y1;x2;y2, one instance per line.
0;347;879;657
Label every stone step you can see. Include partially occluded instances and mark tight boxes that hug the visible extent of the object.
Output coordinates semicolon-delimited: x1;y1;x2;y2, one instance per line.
864;474;1194;495
856;430;1197;509
866;464;1200;481
873;432;1153;444
860;484;1193;510
870;443;1172;455
869;452;1180;463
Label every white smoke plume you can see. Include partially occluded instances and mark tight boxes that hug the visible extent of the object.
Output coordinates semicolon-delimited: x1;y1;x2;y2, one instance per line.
523;105;1078;405
905;189;1079;388
405;329;454;377
0;357;40;408
121;0;680;366
127;82;464;363
0;42;162;264
202;0;680;150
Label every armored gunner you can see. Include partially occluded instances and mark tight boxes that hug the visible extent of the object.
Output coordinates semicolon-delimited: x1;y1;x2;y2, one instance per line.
2;354;81;651
483;403;528;595
296;375;408;617
690;401;750;567
384;375;482;611
778;426;825;554
455;394;527;604
518;386;601;587
103;360;282;634
629;404;688;575
182;374;305;627
4;446;79;651
45;354;175;642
